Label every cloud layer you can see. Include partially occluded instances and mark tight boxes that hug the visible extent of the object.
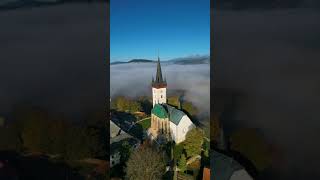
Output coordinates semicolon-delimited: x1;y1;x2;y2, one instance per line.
111;63;210;116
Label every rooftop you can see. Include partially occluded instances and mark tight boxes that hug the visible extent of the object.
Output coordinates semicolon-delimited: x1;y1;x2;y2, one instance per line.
151;104;187;125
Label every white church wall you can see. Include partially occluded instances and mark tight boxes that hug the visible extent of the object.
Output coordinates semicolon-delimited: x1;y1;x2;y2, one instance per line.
169;121;178;142
175;115;195;144
152;87;167;106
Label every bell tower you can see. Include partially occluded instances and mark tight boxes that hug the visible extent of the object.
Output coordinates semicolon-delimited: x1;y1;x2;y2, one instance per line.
152;56;167;107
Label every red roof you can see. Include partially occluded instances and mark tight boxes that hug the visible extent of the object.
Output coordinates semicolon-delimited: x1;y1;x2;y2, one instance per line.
202;167;210;180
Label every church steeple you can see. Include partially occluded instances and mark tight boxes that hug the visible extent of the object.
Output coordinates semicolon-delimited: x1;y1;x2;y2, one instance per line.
152;56;167;88
152;54;167;107
155;56;164;83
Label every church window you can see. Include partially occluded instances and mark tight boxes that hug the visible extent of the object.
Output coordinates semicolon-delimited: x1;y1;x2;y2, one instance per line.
161;95;163;98
183;127;188;133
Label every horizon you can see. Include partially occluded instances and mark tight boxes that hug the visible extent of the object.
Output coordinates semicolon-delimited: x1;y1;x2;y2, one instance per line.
110;54;210;63
110;0;210;62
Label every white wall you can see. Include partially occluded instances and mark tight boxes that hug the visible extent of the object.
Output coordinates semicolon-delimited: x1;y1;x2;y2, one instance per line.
170;115;195;144
152;87;167;107
110;152;120;168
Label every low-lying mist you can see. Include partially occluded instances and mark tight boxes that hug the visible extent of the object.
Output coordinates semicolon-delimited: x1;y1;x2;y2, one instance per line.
110;62;210;117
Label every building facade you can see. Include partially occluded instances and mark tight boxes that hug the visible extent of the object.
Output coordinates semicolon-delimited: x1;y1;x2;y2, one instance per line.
148;56;195;144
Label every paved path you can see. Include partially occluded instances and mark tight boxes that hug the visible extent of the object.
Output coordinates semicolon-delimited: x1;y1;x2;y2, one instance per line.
135;117;151;123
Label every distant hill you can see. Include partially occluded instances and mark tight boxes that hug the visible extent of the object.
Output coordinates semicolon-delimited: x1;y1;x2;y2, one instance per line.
111;55;210;66
110;59;155;65
128;59;155;63
170;55;210;65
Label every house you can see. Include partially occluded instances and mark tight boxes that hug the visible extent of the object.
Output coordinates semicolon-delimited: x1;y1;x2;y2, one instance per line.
110;120;139;167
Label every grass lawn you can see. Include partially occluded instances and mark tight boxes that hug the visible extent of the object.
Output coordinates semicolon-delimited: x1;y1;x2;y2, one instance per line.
137;117;151;130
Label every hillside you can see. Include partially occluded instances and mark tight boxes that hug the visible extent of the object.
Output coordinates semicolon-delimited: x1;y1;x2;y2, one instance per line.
111;55;210;65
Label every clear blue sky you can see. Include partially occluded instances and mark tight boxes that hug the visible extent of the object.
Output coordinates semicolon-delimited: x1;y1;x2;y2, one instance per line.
110;0;210;62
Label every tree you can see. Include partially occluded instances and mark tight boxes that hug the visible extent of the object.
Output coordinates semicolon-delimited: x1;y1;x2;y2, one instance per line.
178;153;187;173
184;128;204;158
173;143;184;160
129;101;142;113
182;101;198;117
125;145;166;180
115;96;128;111
167;96;180;107
119;141;132;163
138;96;152;114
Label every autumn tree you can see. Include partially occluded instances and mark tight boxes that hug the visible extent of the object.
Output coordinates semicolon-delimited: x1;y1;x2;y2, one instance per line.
184;128;204;158
178;153;187;173
167;96;180;107
125;145;166;180
182;102;197;116
128;101;142;113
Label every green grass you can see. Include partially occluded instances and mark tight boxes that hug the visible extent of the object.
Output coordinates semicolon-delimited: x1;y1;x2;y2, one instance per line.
137;117;151;130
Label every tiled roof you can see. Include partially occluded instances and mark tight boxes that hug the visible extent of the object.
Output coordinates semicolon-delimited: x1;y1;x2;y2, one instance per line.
151;104;187;125
165;104;186;125
151;104;168;119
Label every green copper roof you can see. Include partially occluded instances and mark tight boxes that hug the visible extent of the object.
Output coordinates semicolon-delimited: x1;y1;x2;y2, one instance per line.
165;104;186;125
152;104;168;119
151;104;187;125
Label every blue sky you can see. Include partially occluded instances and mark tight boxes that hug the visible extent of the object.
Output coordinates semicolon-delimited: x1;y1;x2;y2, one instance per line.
110;0;210;62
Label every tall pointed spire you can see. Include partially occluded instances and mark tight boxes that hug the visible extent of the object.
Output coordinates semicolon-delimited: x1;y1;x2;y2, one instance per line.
152;51;167;88
155;56;164;83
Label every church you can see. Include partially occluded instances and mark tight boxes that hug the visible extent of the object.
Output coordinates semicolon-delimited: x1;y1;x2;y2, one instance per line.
147;56;195;144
